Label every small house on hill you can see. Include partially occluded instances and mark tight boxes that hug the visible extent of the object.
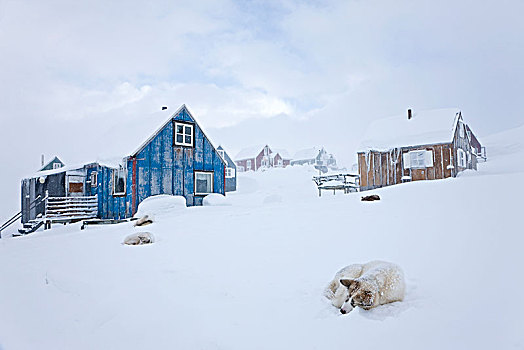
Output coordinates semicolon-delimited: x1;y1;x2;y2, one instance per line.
291;147;337;172
217;145;237;192
19;105;226;230
39;156;64;171
357;108;480;191
235;145;291;172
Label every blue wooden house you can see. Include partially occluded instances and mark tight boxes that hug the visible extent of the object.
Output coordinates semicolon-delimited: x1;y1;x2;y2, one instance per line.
19;105;226;230
217;145;237;192
123;104;226;213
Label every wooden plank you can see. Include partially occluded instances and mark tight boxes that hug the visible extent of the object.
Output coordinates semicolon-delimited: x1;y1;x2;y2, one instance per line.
173;147;184;196
184;148;194;205
213;149;225;194
381;153;387;186
137;146;150;205
203;138;214;171
150;130;162;196
162;123;174;195
194;124;204;170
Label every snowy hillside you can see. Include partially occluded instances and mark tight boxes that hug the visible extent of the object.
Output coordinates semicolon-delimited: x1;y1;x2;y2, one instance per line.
1;126;523;349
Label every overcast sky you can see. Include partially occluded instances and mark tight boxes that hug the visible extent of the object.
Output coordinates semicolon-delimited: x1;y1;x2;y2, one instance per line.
1;0;523;221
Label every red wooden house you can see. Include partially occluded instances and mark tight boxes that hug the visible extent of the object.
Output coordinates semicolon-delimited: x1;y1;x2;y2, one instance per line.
235;145;291;172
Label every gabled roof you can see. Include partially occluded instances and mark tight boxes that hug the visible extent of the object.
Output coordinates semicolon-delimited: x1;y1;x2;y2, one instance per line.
235;145;265;160
39;156;64;171
272;148;292;160
293;147;323;161
131;104;186;156
358;108;462;152
129;104;226;166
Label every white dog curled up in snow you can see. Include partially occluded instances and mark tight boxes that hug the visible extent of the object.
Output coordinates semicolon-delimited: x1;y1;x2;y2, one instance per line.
325;260;405;314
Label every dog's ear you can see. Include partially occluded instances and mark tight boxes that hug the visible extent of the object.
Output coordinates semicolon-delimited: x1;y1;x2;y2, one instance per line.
340;279;355;288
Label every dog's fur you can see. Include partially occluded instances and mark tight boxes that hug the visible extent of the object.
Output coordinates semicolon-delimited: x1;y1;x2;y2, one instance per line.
325;261;405;314
123;232;154;245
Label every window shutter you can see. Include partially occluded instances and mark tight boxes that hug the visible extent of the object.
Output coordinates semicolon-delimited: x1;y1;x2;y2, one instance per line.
425;150;434;167
403;153;411;169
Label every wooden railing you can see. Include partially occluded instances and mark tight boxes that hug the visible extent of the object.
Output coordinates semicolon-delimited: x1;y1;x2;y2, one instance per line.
0;194;47;238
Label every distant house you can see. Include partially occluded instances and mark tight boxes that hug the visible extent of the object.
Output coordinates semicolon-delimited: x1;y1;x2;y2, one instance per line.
291;147;337;172
235;145;291;172
19;105;226;230
217;145;237;192
357;108;480;191
39;156;64;171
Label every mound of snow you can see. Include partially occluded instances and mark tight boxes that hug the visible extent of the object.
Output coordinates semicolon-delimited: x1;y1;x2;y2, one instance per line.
135;195;186;219
203;194;231;206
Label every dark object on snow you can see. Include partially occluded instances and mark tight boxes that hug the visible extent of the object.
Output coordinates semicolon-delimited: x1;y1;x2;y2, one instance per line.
361;194;380;201
162;106;168;110
123;232;154;245
134;215;153;227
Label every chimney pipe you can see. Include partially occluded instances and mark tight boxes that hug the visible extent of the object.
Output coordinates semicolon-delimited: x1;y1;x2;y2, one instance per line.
408;109;412;120
41;154;44;166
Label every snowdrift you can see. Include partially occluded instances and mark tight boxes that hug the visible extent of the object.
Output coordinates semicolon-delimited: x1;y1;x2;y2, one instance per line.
0;127;523;349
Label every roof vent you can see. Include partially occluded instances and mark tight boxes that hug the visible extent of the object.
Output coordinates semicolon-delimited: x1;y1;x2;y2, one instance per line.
408;109;412;120
162;106;168;111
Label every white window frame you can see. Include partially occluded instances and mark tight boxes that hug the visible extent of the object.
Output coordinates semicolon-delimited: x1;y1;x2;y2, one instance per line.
218;150;225;160
112;166;126;196
194;171;213;195
52;162;61;169
225;167;235;178
457;149;467;167
247;159;252;170
237;165;245;172
174;122;194;147
90;171;98;188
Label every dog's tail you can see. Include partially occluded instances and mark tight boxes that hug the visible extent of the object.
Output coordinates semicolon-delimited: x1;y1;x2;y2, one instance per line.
324;279;339;299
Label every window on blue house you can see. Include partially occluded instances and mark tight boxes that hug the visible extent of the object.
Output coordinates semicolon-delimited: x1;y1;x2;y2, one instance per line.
195;171;213;195
225;167;235;178
113;166;126;196
174;122;194;147
90;172;98;188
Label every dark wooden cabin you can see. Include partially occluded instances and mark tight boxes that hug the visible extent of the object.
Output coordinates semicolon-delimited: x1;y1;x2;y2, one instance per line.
357;108;481;191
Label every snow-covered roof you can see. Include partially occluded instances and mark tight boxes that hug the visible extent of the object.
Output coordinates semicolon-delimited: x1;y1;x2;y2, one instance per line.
272;148;291;160
358;108;462;152
293;147;323;161
26;158;121;179
235;145;265;160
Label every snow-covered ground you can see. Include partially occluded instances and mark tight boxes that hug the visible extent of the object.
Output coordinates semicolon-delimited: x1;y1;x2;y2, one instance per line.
1;126;523;349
